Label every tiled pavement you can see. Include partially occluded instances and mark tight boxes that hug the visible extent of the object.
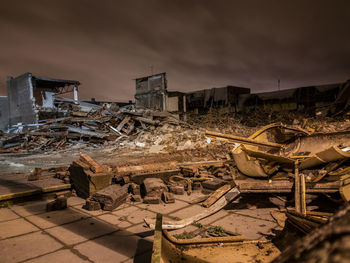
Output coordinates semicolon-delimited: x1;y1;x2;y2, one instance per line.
0;193;280;263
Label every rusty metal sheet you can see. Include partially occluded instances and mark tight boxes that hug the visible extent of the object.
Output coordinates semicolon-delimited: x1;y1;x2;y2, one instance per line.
299;146;350;169
233;149;269;178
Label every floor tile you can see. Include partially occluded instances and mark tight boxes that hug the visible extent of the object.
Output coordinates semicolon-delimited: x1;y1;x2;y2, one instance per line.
0;231;62;263
0;218;38;239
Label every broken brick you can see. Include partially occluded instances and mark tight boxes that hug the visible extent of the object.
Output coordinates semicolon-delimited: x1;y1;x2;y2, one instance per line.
46;196;67;211
192;182;202;191
69;159;112;199
169;185;185;195
131;195;142;202
162;192;175;203
83;198;101;211
143;178;168;196
54;190;72;198
28;168;42;181
92;184;128;211
129;183;141;195
56;171;68;179
79;153;103;173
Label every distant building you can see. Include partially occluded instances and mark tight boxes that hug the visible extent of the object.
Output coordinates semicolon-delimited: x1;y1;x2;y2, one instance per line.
133;72;350;116
186;85;250;113
237;81;350;113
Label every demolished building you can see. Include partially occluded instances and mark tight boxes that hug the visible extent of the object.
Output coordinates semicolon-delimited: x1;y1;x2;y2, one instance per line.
135;72;186;113
185;85;250;114
0;72;80;131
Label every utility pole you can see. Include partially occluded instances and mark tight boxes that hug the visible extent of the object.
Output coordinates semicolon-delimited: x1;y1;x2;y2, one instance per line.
278;79;280;91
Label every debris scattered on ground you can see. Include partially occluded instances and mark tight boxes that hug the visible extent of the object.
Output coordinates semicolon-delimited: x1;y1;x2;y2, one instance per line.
46;196;67;211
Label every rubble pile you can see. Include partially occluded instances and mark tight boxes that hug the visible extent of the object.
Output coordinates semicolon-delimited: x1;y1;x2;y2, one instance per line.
189;108;350;134
0;103;192;154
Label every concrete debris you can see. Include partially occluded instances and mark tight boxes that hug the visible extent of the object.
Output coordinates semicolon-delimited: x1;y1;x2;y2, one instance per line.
69;154;112;198
202;179;226;190
46;196;67;211
142;178;168;196
28;168;42;181
169;185;185;195
162;192;175;203
91;184;129;211
54;190;73;198
131;194;142;202
144;195;161;204
0;104;187;154
83;198;101;211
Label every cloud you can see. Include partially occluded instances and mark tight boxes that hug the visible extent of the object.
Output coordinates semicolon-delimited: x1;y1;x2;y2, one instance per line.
0;0;349;100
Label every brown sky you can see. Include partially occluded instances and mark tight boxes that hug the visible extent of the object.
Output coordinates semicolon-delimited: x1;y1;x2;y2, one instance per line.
0;0;349;101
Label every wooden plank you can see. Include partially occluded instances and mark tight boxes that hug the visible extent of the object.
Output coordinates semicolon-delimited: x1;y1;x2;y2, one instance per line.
236;179;339;193
144;187;240;230
294;161;301;213
300;172;307;215
205;130;283;149
151;213;162;263
202;182;235;208
116;116;131;131
79;154;103;173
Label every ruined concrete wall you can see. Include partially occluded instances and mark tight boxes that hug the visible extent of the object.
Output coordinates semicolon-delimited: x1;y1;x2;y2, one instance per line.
0;96;9;131
7;73;37;125
166;96;179;112
135;73;166;111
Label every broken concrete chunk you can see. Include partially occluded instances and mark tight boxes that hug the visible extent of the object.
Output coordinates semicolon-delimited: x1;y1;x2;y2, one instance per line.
122;176;130;184
83;198;101;211
222;175;233;182
143;196;160;204
202;179;226;190
63;177;70;184
129;183;141;195
131;195;142;202
143;178;168;195
28;168;42;181
79;154;103;173
56;171;68;179
162;192;175;203
69;159;112;199
92;184;128;211
169;185;185;195
192;182;202;191
54;190;72;198
46;197;67;211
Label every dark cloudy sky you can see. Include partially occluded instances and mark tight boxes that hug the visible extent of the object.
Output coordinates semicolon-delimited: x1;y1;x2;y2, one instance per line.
0;0;349;101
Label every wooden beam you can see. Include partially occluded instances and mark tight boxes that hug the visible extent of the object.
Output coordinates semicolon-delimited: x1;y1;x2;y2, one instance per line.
202;182;235;208
205;130;283;149
300;172;307;215
294;161;301;213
